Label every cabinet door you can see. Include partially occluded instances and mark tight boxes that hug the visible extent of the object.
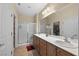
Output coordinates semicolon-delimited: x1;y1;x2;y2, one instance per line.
33;49;39;56
57;47;74;56
36;37;40;52
47;42;56;56
33;36;40;56
39;39;47;56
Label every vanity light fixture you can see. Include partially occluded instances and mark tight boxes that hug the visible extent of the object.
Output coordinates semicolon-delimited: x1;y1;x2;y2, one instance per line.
42;7;50;16
42;6;56;18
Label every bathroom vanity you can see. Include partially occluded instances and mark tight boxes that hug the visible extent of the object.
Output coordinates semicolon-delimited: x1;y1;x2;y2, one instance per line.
33;34;78;56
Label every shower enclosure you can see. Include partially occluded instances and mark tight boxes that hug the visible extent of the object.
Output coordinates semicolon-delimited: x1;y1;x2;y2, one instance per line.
18;23;36;45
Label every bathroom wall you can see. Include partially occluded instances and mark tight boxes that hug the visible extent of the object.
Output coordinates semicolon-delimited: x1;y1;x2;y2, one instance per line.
44;4;78;38
18;14;34;24
34;14;41;34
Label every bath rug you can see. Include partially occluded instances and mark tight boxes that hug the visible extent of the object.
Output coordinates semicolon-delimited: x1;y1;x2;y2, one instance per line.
26;45;35;51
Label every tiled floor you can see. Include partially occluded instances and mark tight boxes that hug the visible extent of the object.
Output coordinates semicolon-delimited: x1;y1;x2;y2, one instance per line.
14;45;33;56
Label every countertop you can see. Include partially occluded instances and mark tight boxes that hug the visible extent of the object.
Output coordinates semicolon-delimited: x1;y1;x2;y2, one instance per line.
34;33;78;56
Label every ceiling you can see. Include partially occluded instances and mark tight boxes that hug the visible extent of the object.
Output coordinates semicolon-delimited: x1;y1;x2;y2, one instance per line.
16;3;47;16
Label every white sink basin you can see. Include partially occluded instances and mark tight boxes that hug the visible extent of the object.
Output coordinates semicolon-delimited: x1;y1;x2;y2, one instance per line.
38;33;46;37
55;40;78;49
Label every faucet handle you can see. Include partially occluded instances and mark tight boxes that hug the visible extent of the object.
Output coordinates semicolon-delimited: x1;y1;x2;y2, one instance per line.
71;34;78;39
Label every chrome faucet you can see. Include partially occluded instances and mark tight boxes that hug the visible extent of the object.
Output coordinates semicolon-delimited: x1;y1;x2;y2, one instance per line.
64;37;70;43
60;35;70;43
64;34;77;43
70;34;77;39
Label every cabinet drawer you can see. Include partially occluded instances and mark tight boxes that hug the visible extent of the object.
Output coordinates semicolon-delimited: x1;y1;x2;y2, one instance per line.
40;39;46;45
57;47;74;56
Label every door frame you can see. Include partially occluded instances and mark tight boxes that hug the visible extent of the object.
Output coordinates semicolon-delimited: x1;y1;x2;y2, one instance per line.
13;14;16;48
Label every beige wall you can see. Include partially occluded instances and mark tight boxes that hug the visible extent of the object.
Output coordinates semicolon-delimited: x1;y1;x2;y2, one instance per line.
18;14;34;24
34;14;40;33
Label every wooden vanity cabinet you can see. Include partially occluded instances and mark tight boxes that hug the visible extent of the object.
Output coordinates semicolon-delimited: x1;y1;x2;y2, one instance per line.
39;39;47;56
56;47;74;56
36;37;40;52
47;42;56;56
33;35;40;55
33;35;75;56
